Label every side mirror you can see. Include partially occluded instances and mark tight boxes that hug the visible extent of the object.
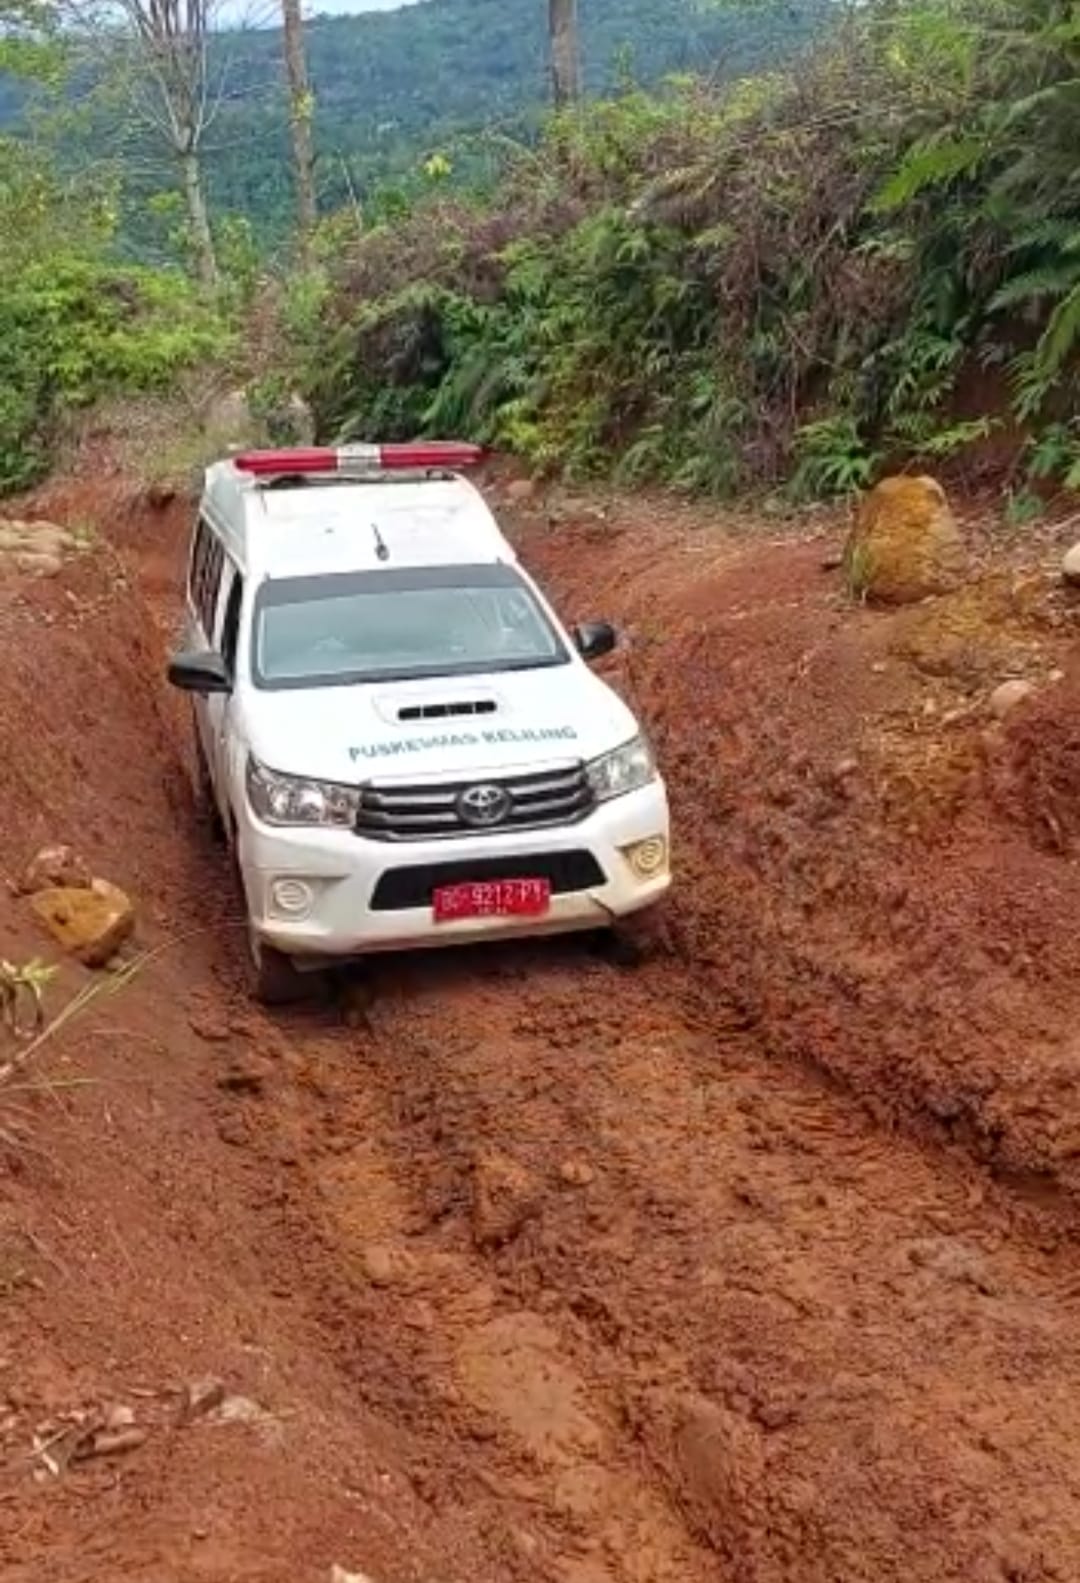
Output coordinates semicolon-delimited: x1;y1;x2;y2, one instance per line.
572;620;617;662
167;651;232;695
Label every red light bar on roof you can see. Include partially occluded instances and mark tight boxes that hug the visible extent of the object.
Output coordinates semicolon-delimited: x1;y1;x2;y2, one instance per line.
233;441;484;478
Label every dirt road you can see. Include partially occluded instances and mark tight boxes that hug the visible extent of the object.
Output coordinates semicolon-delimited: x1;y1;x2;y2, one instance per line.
2;469;1080;1581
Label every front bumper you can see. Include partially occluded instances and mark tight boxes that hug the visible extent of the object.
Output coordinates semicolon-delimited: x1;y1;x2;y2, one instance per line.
237;779;670;961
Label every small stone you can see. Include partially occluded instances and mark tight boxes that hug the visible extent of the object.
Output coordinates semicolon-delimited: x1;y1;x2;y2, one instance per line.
179;1377;226;1424
558;1160;595;1187
1061;543;1080;586
470;1150;541;1250
506;478;537;505
0;521;72;556
820;549;844;572
104;1404;136;1431
359;1243;407;1289
14;551;62;579
989;679;1036;720
30;879;135;967
330;1568;375;1583
16;844;92;896
907;1236;1002;1296
215;1394;267;1424
189;1011;230;1043
73;1426;148;1461
1049;668;1065;683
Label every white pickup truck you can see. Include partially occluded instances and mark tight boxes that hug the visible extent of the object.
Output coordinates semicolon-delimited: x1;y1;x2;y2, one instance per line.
166;441;671;1001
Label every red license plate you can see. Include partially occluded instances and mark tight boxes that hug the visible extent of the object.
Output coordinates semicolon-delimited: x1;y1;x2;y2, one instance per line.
432;878;552;922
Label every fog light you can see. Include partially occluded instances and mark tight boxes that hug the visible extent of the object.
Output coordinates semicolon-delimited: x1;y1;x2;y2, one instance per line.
269;877;315;919
621;836;668;880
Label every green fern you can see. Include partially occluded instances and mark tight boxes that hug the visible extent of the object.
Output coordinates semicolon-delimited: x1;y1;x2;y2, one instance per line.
872;134;987;213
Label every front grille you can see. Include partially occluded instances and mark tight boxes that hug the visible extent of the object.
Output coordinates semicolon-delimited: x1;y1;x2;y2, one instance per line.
370;850;607;912
397;700;497;722
356;764;594;842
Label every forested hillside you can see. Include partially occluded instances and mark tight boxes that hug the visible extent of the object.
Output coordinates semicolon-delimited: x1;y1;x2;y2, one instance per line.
1;0;831;249
0;0;1078;514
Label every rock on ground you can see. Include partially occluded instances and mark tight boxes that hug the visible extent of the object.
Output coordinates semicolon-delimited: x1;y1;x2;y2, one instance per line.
844;476;967;605
0;520;78;580
17;845;93;896
470;1150;542;1250
989;678;1037;719
30;879;135;967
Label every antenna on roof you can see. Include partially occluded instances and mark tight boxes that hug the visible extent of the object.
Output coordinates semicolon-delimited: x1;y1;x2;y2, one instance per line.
372;523;390;563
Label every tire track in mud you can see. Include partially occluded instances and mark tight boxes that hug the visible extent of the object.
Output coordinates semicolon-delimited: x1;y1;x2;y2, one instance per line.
213;940;1080;1583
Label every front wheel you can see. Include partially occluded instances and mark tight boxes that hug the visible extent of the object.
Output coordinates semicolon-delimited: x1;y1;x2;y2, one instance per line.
587;924;646;969
192;717;225;845
247;930;314;1006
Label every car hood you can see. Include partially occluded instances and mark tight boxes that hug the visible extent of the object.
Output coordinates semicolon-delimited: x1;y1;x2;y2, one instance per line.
239;663;639;784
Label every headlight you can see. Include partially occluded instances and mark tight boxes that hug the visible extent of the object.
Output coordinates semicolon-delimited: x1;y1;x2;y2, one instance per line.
586;736;656;802
246;756;360;828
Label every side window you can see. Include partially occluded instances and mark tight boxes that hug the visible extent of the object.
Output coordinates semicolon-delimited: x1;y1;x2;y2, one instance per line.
188;518;210;609
197;535;224;641
218;567;244;675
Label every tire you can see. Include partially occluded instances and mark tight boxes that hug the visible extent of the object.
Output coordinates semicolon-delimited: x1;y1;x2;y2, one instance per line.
247;932;312;1006
192;718;225;844
587;924;645;969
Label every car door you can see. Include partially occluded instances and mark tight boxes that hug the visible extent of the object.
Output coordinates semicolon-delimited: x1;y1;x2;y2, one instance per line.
206;558;244;826
187;517;224;781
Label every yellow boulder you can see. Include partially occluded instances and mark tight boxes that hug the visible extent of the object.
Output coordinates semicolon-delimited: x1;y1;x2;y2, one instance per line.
31;880;135;967
844;476;967;605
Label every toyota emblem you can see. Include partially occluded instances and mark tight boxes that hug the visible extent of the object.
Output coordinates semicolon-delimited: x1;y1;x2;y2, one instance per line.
457;783;511;828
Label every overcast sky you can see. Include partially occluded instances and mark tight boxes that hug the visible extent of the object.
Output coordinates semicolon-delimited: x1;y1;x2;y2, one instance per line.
222;0;419;24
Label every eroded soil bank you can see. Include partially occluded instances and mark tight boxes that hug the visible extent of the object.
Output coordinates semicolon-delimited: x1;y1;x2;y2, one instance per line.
1;465;1079;1581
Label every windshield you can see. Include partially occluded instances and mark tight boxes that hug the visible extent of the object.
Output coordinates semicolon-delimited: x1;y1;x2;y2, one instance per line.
251;564;570;689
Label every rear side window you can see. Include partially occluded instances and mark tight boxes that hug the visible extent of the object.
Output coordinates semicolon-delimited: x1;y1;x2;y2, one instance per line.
188;517;224;640
219;569;244;675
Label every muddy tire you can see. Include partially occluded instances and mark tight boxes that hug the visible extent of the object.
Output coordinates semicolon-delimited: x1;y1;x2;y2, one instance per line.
192;718;225;844
588;924;645;969
248;933;311;1006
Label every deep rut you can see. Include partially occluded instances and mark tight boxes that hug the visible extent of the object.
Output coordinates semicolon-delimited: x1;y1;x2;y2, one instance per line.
211;936;1080;1583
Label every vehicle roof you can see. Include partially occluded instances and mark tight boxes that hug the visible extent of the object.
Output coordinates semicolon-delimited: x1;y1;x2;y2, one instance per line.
200;460;518;581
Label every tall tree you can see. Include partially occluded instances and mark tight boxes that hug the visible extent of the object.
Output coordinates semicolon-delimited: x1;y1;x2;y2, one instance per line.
281;0;316;244
548;0;581;107
66;0;222;288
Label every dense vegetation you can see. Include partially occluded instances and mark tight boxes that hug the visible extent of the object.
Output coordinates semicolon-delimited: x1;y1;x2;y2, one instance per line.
293;1;1080;506
0;48;223;491
0;0;829;490
2;0;1080;510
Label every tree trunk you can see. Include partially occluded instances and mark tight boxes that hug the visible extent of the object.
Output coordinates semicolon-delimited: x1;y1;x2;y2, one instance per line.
282;0;317;244
180;147;219;290
548;0;581;108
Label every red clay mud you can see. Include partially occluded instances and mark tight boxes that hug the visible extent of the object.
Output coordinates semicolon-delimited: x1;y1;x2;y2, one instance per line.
2;465;1080;1581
